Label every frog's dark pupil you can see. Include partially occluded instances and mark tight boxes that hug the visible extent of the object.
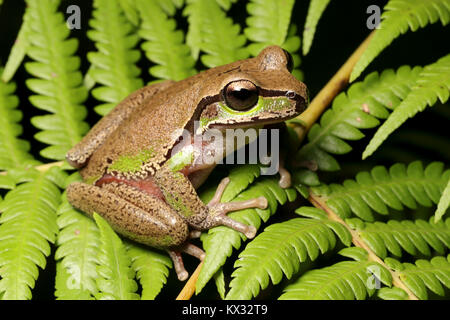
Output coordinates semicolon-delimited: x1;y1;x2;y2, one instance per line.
224;80;258;111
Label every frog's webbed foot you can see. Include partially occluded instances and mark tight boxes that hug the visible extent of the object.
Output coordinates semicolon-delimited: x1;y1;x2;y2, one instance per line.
197;177;268;239
168;242;205;281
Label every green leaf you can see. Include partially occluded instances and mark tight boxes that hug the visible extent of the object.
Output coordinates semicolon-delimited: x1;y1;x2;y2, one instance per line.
87;0;143;116
363;54;450;159
136;0;196;81
215;0;237;10
296;66;421;172
245;0;302;79
312;161;449;221
279;259;391;300
93;213;139;300
435;178;450;222
184;0;248;67
338;247;368;262
386;255;450;300
302;0;331;55
24;0;89;160
350;0;450;82
1;7;32;82
214;268;226;300
245;0;296;53
0;69;37;170
54;189;101;300
377;287;408;300
226;217;352;300
126;244;172;300
0;170;61;299
118;0;139;25
355;218;450;259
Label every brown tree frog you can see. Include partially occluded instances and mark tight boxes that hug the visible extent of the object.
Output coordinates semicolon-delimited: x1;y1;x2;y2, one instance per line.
66;46;308;280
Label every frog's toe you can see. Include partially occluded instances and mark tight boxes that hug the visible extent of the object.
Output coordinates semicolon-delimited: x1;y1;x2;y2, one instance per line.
168;250;189;281
181;242;206;261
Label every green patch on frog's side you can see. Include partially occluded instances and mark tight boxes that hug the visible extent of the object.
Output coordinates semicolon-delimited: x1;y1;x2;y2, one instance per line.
164;192;194;218
167;147;195;172
107;148;155;174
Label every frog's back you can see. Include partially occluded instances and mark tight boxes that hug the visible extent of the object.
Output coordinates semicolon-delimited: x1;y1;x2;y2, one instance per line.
80;47;297;181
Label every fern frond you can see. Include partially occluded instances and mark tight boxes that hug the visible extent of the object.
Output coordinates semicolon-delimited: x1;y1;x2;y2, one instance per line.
377;287;409;300
302;0;331;55
196;176;296;295
0;169;63;299
296;65;421;172
384;255;450;300
350;0;450;82
118;0;139;25
363;54;450;159
225;210;351;300
214;268;226;299
347;217;450;259
25;0;89;160
126;244;172;300
0;70;36;170
93;213;139;300
311;161;449;221
136;0;196;81
87;0;143;116
155;0;178;16
245;0;295;54
435;179;450;222
279;247;392;300
184;0;248;67
214;0;238;10
54;188;101;300
1;7;31;82
245;0;302;79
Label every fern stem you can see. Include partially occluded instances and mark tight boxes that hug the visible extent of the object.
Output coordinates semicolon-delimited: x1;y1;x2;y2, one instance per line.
308;192;419;300
290;31;375;144
176;261;203;300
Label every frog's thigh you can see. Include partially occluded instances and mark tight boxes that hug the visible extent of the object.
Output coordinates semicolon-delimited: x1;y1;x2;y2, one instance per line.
66;80;175;168
66;181;188;248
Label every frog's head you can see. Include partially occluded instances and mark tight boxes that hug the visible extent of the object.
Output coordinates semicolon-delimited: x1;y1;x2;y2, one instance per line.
196;46;308;133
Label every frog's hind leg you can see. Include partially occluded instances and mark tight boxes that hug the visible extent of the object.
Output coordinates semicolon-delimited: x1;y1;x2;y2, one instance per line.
67;181;210;281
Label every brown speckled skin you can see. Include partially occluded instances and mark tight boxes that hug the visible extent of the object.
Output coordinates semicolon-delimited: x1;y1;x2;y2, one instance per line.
66;46;308;249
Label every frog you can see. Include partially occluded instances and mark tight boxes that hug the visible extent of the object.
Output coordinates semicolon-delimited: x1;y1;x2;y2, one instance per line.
65;46;308;281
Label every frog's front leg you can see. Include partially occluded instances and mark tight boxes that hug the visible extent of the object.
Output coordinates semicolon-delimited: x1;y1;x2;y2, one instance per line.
66;181;202;281
154;165;268;239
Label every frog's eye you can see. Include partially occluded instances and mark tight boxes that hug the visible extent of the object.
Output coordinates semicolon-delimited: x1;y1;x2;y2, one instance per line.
282;49;294;73
223;80;259;111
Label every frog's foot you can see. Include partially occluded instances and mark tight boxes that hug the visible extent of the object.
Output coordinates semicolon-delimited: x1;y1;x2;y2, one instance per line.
198;177;268;239
168;243;206;281
168;250;189;281
189;229;202;239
